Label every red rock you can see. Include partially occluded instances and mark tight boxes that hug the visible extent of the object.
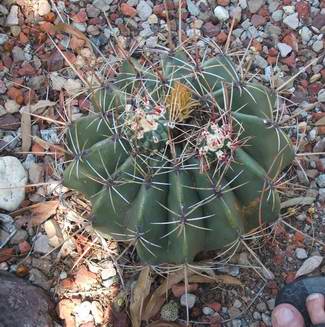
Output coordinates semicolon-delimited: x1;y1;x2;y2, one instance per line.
268;47;278;56
208;302;222;312
309;82;323;96
251;14;266;26
216;31;228;44
2;55;12;68
18;63;36;77
39;22;55;34
281;52;296;67
285;272;296;284
7;87;24;104
19;32;29;44
217;0;230;6
171;283;198;297
283;0;291;4
296;1;310;19
60;278;75;290
0;248;15;263
32;143;45;156
18;241;31;254
74;265;97;290
120;3;137;17
282;32;298;52
267;55;276;65
72;9;87;23
69;36;85;50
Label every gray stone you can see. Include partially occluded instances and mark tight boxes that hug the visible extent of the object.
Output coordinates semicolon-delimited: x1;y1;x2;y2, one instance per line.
312;40;324;53
0;4;9;15
268;0;280;12
29;268;51;290
253;311;261;320
0;271;53;326
214;6;229;21
93;0;113;11
239;0;247;9
233;299;242;308
137;1;152;20
12;46;25;62
0;157;27;211
256;301;267;312
0;33;8;45
319;188;325;203
266;298;275;310
262;313;272;326
248;0;264;13
9;229;28;245
33;234;51;254
28;163;44;184
232;319;242;327
160;301;179;321
271;10;283;22
254;55;268;69
278;43;292;57
316;174;325;187
283;13;299;30
6;5;19;26
180;293;196;308
295;248;308;259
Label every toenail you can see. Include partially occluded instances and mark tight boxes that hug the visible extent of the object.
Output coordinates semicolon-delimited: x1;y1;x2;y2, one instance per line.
306;293;323;302
274;307;296;325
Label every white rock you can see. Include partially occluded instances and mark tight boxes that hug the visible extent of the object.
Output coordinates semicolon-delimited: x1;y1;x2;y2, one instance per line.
33;234;51;254
4;100;20;114
0;33;9;45
318;89;325;103
91;301;104;325
283;5;295;14
202;307;214;315
272;10;283;22
49;72;66;91
295;248;308;259
6;5;19;26
300;26;313;43
283;13;299;30
312;40;324;53
180;293;196;309
278;43;292;57
38;0;51;16
64;79;82;96
0;157;27;211
214;6;229;21
75;301;93;324
137;1;152;20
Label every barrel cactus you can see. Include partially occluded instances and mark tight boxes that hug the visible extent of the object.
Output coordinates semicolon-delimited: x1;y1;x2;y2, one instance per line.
63;46;294;265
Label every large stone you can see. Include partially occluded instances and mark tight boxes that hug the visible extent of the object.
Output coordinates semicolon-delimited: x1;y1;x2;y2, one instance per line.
0;271;54;326
0;156;27;211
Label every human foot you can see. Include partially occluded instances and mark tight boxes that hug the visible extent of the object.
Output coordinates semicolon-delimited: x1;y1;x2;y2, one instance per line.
272;293;325;327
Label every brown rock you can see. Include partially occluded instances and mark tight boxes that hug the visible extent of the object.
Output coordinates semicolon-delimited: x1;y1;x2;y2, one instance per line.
120;3;137;17
202;22;221;37
251;14;266;27
296;1;310;19
74;265;98;290
217;0;230;6
216;31;228;44
171;283;198;297
0;271;54;326
282;32;298;52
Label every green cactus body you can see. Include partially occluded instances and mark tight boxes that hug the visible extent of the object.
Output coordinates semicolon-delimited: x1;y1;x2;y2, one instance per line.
63;49;294;265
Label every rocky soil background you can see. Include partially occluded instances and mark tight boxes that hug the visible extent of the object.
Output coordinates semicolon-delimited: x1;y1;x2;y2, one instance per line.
0;0;325;326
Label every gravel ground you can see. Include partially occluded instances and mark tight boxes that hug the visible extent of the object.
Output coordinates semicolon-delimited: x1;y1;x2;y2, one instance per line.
0;0;325;326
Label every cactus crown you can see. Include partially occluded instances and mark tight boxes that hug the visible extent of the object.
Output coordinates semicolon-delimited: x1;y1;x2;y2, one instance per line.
63;43;294;265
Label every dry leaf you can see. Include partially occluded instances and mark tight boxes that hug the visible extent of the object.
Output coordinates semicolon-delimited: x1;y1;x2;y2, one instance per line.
130;266;152;327
188;274;242;286
316;116;325;126
14;200;59;227
281;196;315;209
20;106;31;152
295;256;323;278
142;269;195;321
148;321;184;327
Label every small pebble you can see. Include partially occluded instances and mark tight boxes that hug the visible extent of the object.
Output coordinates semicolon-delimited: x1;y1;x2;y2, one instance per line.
180;293;196;309
295;248;308;260
214;6;229;21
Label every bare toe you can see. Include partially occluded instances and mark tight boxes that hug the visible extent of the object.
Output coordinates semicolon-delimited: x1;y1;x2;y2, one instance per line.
306;293;325;325
272;303;305;327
